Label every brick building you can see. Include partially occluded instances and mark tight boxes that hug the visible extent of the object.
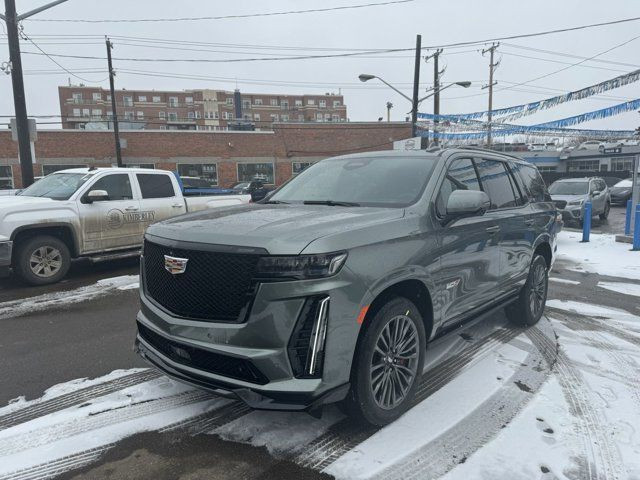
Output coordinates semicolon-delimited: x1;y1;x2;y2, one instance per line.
0;122;411;189
58;85;347;132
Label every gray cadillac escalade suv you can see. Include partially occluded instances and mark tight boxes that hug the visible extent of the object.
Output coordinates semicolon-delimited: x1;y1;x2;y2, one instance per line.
135;148;558;426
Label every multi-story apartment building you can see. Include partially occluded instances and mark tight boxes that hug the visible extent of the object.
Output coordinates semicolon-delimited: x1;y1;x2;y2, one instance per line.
59;86;347;131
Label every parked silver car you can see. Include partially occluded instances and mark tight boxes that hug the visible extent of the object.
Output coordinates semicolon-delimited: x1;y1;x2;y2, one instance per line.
549;177;611;226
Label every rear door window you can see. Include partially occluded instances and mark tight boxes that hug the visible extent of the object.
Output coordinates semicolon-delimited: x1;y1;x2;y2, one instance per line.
474;159;518;209
137;174;175;199
515;164;550;203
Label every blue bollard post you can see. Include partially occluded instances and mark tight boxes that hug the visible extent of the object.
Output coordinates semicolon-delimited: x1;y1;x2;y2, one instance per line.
582;201;592;242
626;199;633;236
633;205;640;251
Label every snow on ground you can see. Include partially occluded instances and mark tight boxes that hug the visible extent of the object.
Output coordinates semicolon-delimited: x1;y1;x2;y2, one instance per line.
549;277;581;285
0;275;140;320
556;231;640;279
598;281;640;297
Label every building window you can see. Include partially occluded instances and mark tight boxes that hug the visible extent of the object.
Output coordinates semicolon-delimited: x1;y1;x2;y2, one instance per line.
0;165;13;189
254;113;261;121
308;99;315;106
136;111;144;119
213;111;219;119
168;96;178;107
43;164;85;175
298;114;304;122
295;99;302;107
568;159;600;172
188;111;195;119
107;111;113;118
92;92;101;101
319;100;326;108
138;95;147;102
159;111;166;119
226;97;234;105
536;166;557;173
324;113;331;121
254;98;263;106
123;96;133;107
333;100;341;107
237;163;274;184
72;108;81;117
332;114;340;122
82;108;90;117
270;99;278;106
153;96;161;103
195;111;201;119
243;100;251;110
185;96;193;104
292;162;312;175
106;95;111;102
177;163;218;186
611;156;635;171
91;109;102;118
159;125;166;130
270;114;279;122
281;100;289;109
281;114;289;122
316;113;323;121
72;92;82;103
168;112;178;121
124;111;134;120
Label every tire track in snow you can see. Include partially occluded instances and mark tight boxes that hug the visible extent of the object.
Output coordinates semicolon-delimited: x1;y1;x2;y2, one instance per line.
295;326;522;471
159;400;251;435
0;370;161;431
0;390;213;457
528;323;625;480
372;321;555;480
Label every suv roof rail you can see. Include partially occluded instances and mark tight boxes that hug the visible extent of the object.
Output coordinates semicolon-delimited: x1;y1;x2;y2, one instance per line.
441;146;526;163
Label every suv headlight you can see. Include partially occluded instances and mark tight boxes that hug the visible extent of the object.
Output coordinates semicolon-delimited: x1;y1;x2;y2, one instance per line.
256;252;347;279
568;199;584;206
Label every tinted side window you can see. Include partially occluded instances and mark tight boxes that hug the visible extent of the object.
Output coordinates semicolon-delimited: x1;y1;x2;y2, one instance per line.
475;159;517;209
90;174;133;201
137;174;175;199
515;164;550;203
436;158;481;216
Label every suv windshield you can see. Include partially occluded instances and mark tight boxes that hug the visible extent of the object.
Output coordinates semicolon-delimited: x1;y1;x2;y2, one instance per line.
270;155;437;207
17;172;93;200
549;181;588;195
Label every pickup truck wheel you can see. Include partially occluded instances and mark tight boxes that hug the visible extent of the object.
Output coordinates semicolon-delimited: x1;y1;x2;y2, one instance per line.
599;202;610;220
15;236;71;286
345;297;425;426
506;255;548;327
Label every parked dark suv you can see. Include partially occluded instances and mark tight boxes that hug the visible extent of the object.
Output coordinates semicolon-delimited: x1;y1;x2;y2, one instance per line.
135;148;558;426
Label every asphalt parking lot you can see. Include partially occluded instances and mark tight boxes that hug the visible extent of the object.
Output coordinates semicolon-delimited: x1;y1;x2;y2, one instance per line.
1;228;640;480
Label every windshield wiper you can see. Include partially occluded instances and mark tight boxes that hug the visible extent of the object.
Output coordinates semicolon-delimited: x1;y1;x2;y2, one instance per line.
303;200;360;207
263;200;289;204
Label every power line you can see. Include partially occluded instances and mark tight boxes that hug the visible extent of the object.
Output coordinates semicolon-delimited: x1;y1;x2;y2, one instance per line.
24;0;416;23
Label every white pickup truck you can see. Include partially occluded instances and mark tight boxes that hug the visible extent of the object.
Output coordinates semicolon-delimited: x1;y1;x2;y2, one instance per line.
0;167;250;285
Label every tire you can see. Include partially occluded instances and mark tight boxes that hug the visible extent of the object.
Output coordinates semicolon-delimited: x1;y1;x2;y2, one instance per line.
506;255;548;327
15;235;71;286
599;202;610;220
345;297;426;426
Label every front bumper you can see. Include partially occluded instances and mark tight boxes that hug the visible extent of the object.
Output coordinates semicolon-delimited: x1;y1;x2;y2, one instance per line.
136;258;368;411
559;206;583;223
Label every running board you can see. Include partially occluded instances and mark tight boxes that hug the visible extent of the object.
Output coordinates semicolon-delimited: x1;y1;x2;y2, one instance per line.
85;249;141;263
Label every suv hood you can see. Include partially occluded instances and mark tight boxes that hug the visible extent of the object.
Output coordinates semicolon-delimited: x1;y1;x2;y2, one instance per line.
0;195;58;208
146;203;405;254
550;194;587;204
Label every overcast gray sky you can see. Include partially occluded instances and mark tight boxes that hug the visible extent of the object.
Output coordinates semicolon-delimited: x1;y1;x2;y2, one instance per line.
1;0;639;132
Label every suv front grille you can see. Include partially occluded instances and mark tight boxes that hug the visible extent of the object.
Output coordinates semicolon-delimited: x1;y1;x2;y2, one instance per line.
553;200;567;209
137;322;268;385
143;240;260;322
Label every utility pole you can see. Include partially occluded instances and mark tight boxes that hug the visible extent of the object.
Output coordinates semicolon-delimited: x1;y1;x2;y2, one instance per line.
482;43;499;147
386;102;393;122
106;37;123;167
2;0;68;187
425;49;444;145
410;34;421;138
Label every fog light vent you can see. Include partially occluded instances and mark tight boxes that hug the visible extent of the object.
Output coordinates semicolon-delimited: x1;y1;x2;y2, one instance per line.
288;296;330;378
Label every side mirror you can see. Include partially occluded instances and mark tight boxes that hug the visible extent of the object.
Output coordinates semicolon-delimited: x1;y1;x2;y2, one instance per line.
591;190;600;197
445;190;491;222
83;189;109;204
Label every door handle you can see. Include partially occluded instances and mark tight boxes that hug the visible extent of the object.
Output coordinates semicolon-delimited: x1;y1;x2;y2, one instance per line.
125;206;139;212
171;203;184;208
524;219;535;227
485;225;500;234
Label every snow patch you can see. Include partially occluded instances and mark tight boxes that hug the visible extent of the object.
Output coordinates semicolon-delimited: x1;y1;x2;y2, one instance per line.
0;275;140;319
549;277;581;285
598;281;640;297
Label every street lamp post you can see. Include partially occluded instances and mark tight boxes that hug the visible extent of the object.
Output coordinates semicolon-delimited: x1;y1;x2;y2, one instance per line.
358;74;470;142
